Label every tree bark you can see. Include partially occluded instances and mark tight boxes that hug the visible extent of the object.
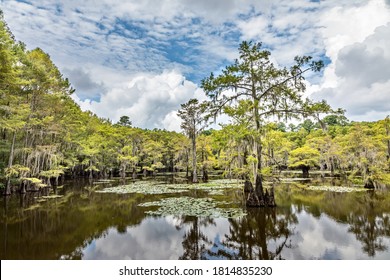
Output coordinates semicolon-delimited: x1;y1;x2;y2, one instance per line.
89;160;93;180
191;134;198;183
302;166;310;178
120;163;126;179
202;167;208;181
4;132;16;196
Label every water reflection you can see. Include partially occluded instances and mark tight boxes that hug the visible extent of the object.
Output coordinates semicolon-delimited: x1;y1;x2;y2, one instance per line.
0;179;390;259
207;207;297;260
177;216;214;260
347;192;390;257
82;217;187;259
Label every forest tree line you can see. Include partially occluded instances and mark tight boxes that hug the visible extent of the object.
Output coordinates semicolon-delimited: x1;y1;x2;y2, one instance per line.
1;11;389;198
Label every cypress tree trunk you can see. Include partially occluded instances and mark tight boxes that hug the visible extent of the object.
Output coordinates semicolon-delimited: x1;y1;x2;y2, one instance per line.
202;167;208;181
120;163;126;179
89;160;93;180
302;166;310;178
201;150;208;181
245;81;276;207
192;134;198;183
5;132;16;196
20;182;26;194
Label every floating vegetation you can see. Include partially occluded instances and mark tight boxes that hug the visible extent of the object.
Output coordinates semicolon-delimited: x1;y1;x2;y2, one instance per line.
95;181;187;195
40;195;63;199
280;178;312;182
307;186;368;193
93;179;116;184
97;179;116;182
85;185;100;192
161;179;244;193
34;194;62;202
208;189;225;195
139;197;246;218
95;179;244;195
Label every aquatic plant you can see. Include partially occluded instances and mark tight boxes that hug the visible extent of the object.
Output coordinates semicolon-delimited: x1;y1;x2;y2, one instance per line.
307;185;368;193
95;181;187;195
139;196;246;218
95;179;244;195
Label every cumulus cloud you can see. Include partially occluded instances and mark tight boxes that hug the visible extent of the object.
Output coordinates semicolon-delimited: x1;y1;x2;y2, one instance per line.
74;70;206;130
313;19;390;121
63;68;106;100
335;25;390;87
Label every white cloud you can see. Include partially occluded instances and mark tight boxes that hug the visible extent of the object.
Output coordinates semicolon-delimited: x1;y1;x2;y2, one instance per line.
82;217;187;259
73;70;206;130
311;1;390;121
161;111;182;132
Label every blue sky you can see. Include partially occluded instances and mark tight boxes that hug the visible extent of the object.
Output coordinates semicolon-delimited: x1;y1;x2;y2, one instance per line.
1;0;389;130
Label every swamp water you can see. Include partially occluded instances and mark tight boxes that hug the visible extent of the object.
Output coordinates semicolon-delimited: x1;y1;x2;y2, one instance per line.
1;175;390;260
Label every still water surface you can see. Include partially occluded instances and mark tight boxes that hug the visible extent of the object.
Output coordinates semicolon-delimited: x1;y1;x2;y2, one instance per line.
1;177;389;259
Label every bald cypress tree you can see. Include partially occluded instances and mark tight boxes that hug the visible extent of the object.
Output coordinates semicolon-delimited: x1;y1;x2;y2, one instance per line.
177;99;207;183
201;41;335;207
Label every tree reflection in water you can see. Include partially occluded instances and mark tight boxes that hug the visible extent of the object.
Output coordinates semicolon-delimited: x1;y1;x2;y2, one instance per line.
175;206;298;260
347;192;390;257
211;207;297;260
177;216;215;260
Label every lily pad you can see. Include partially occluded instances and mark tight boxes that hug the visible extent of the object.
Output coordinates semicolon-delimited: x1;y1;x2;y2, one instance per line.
280;178;312;182
93;179;116;184
95;179;244;195
139;196;246;218
307;185;368;193
95;181;187;195
163;179;244;193
40;195;64;199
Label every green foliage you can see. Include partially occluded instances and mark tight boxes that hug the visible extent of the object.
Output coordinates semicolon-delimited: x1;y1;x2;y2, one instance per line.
5;165;30;178
116;116;132;127
21;177;46;188
289;146;320;169
39;169;64;178
322;114;349;127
